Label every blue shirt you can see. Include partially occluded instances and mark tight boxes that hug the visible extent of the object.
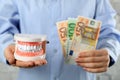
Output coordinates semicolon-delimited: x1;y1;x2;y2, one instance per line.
0;0;120;80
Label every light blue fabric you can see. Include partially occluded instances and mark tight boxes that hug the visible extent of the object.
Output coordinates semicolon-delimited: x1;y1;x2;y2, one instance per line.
0;0;120;80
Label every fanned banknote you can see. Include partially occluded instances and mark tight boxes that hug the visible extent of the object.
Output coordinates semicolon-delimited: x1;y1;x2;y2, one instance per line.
65;18;77;63
56;16;101;65
66;16;101;64
56;21;68;57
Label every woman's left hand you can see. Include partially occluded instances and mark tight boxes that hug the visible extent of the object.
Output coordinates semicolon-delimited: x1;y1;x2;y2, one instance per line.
75;49;110;73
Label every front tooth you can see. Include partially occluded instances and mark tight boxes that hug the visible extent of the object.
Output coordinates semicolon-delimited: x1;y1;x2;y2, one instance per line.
29;46;31;51
30;46;32;51
18;45;42;52
30;46;34;51
26;46;29;51
28;46;31;51
33;46;36;51
24;45;27;51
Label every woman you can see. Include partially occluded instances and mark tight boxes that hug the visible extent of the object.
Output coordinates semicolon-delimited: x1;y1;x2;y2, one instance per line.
0;0;120;80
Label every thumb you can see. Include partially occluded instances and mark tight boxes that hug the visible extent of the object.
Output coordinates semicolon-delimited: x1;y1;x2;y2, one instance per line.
4;44;16;65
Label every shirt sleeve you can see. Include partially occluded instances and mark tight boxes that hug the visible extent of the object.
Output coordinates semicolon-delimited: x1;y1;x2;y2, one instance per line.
0;0;20;63
95;0;120;62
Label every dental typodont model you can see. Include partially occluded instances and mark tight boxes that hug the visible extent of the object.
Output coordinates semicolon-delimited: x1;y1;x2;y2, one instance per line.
14;34;47;61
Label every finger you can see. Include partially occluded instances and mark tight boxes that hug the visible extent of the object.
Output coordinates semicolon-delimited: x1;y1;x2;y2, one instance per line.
4;45;16;65
34;59;47;66
83;67;108;73
16;60;35;68
78;49;108;57
76;56;109;63
77;62;109;68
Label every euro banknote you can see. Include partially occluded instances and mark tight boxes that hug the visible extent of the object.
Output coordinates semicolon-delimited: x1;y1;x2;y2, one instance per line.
56;16;101;64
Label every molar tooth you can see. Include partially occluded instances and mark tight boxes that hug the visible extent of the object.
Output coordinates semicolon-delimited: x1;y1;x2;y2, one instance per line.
38;46;41;51
21;45;23;49
18;44;21;49
36;46;39;51
21;45;24;51
40;45;42;50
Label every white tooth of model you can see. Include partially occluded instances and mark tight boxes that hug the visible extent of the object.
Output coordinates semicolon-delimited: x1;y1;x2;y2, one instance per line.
19;45;22;50
36;46;39;51
39;45;42;50
24;45;27;51
30;45;33;51
26;46;29;51
23;45;26;51
33;46;36;52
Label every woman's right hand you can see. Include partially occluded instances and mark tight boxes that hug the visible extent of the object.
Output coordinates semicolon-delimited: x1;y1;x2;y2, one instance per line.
4;44;47;68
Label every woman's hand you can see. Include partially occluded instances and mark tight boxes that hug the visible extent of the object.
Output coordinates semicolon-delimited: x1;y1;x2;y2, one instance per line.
4;44;47;68
75;49;110;73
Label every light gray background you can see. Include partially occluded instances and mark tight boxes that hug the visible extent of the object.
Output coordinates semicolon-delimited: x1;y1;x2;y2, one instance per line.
0;0;120;80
